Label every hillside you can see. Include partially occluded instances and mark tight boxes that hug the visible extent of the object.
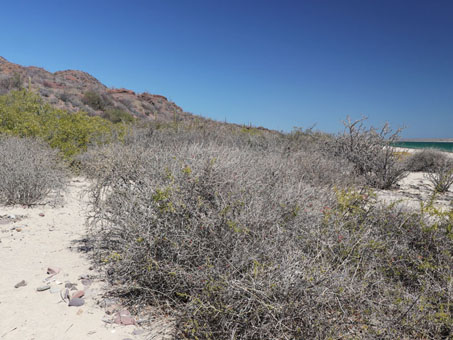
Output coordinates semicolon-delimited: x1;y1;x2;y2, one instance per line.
0;56;192;123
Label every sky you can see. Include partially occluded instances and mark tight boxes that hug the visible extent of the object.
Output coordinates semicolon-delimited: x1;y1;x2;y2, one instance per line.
0;0;452;138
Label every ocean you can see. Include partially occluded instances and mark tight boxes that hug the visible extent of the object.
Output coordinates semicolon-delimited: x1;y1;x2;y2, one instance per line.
392;141;453;153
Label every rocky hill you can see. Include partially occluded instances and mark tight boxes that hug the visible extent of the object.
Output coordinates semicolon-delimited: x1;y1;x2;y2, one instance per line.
0;56;191;122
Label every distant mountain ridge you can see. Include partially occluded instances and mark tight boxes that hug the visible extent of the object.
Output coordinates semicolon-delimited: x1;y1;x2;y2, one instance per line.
0;56;192;123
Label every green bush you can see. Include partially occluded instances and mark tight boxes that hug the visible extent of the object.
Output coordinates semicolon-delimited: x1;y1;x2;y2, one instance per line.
82;90;106;110
0;89;127;159
102;108;135;124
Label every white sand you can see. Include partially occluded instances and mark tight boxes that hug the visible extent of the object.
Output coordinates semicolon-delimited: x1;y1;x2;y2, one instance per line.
376;147;453;210
376;171;453;211
0;178;168;340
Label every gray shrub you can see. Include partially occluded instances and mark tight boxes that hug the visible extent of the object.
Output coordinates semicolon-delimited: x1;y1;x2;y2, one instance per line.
80;123;453;339
0;136;68;205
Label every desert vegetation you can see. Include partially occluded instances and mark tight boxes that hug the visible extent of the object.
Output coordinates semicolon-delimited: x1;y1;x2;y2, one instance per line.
333;116;407;189
78;120;453;339
0;89;127;159
0;136;67;205
1;89;453;338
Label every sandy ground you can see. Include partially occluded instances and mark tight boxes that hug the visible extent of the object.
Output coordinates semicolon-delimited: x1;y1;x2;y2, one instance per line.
0;178;156;340
376;171;453;211
377;147;453;210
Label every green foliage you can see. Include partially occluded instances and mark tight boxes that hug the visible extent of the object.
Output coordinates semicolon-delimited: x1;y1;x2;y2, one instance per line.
102;108;135;124
0;89;126;159
82;90;105;110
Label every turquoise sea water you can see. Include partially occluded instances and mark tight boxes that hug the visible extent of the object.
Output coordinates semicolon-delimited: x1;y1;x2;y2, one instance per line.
392;141;453;153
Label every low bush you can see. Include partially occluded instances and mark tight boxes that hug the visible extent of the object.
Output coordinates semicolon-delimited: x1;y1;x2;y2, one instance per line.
82;90;106;111
0;72;22;93
84;141;335;338
0;89;127;160
334;116;407;189
405;149;449;172
425;157;453;193
82;124;453;339
102;108;135;124
0;136;68;205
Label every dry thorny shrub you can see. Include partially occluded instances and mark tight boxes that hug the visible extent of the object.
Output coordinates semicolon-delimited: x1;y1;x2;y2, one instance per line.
0;136;68;205
425;157;453;193
403;149;453;193
334;116;407;189
81;126;453;339
404;149;450;172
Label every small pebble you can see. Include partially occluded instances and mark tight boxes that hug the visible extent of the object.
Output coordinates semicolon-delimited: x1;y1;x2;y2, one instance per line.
37;285;50;292
61;288;70;301
68;297;85;307
81;279;92;286
133;329;145;335
50;286;61;294
15;228;22;232
14;280;27;288
39;213;45;217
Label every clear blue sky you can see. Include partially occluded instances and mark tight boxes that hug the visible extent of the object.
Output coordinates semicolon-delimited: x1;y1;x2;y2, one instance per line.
1;0;452;138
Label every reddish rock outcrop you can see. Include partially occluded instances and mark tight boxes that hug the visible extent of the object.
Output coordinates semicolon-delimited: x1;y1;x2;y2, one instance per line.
139;92;168;102
108;88;136;95
0;56;194;123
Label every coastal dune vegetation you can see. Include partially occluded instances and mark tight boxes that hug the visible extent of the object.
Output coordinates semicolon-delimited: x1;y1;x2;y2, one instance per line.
1;89;453;339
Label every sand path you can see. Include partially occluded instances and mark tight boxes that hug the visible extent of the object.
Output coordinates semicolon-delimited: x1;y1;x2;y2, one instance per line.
0;178;149;340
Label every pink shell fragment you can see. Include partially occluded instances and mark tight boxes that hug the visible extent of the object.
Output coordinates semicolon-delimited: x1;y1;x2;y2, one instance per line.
114;309;136;325
71;290;85;299
47;267;61;275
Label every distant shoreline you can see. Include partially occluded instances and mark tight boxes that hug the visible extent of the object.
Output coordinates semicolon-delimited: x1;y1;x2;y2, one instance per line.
399;138;453;142
392;141;453;153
